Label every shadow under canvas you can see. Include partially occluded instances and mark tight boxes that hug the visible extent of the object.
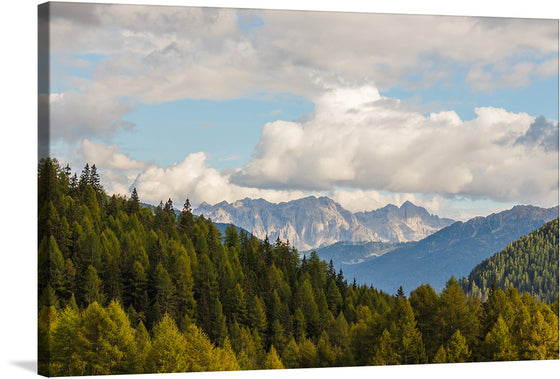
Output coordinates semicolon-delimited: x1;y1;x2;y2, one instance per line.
11;360;37;373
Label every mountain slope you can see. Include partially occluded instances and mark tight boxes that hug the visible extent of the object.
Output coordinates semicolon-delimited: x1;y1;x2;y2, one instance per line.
213;222;256;240
355;200;455;242
462;218;559;303
345;205;559;294
311;241;414;266
196;196;379;250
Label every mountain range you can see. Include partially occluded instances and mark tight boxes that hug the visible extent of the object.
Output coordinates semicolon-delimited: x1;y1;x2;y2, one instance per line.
355;202;454;242
196;197;558;295
195;197;454;250
342;204;558;294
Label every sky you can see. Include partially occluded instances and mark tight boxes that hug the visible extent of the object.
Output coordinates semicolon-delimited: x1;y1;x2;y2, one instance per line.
41;1;559;220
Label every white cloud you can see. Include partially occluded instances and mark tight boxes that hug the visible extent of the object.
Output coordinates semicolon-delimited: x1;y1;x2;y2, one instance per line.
537;57;560;78
49;90;135;141
76;140;309;207
80;139;147;196
256;11;558;91
73;96;557;215
46;4;558;141
231;85;558;206
133;152;310;207
81;139;146;171
466;58;558;91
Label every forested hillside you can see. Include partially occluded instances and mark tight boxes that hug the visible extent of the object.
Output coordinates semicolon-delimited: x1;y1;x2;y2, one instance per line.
461;218;559;304
38;158;559;376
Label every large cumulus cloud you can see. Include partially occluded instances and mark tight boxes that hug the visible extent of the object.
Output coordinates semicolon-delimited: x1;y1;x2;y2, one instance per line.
72;80;558;217
76;139;458;217
78;140;309;207
230;86;558;206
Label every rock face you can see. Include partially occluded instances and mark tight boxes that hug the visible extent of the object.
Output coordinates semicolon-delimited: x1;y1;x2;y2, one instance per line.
196;196;379;251
355;200;455;242
195;197;452;250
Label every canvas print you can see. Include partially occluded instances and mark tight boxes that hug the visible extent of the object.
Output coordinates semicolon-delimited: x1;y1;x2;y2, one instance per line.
38;1;559;376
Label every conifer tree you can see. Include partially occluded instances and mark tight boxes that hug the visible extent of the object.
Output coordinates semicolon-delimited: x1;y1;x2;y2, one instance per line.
50;306;83;376
38;305;58;376
62;258;78;300
105;300;138;374
177;198;195;237
183;323;222;371
409;283;440;358
521;310;559;359
483;315;517;360
437;277;476;347
228;322;259;370
79;163;90;191
77;302;117;375
445;330;470;363
39;284;60;309
164;198;175;217
388;297;426;364
268;319;287;355
195;254;228;343
326;279;343;316
67;293;78;311
69;173;78;196
212;338;241;371
295;278;320;338
432;345;447;363
83;265;104;305
247;294;267;335
317;330;336;366
134;321;152;373
152;263;176;323
89;164;103;194
298;338;318;368
281;337;300;368
174;254;196;324
371;329;399;365
147;313;189;373
38;157;62;208
225;224;240;249
38;235;65;296
293;307;306;341
127;260;148;322
328;311;349;348
261;346;283;370
229;283;247;325
127;188;140;215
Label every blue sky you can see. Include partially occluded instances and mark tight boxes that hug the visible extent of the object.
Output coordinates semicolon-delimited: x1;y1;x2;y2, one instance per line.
112;95;314;170
385;70;559;121
44;3;559;220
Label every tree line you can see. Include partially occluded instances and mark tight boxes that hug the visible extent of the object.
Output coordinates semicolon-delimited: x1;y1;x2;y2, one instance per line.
38;158;559;376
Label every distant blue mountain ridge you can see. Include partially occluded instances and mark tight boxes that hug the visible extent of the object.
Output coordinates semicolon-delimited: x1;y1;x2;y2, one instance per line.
342;204;558;294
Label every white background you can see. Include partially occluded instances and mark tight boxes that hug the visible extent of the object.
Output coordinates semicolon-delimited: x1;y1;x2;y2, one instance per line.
1;1;558;378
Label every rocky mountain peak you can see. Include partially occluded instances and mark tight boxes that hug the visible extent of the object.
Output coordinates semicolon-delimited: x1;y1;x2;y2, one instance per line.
194;197;455;249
